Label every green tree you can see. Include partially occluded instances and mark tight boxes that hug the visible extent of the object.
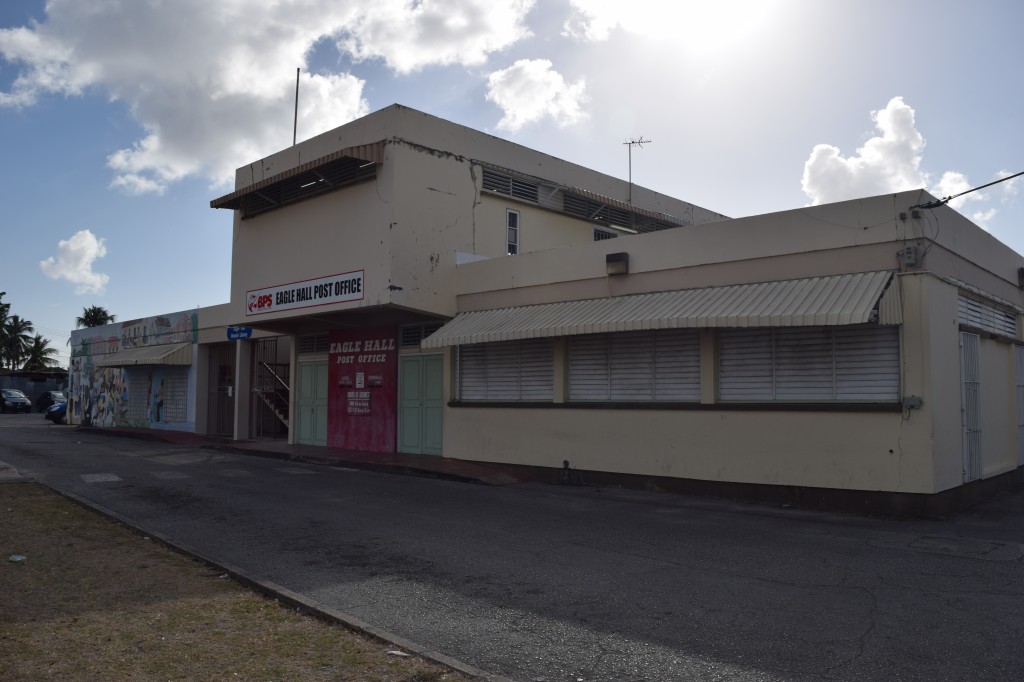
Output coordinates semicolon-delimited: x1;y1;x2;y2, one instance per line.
76;306;116;328
22;334;59;370
0;292;9;368
4;315;35;370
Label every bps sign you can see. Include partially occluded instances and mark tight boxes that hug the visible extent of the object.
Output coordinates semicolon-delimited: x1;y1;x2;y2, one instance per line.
246;271;364;316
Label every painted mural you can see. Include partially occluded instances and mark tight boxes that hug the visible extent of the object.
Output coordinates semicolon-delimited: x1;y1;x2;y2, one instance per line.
328;325;398;451
68;310;198;431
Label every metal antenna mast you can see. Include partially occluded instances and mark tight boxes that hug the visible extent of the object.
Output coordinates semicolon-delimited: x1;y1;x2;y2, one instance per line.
293;68;300;146
623;137;650;204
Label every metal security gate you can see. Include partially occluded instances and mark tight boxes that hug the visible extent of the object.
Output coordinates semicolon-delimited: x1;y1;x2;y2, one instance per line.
251;337;289;440
207;343;235;437
960;332;982;482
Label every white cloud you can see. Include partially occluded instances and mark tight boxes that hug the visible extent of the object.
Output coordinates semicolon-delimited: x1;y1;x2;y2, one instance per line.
340;0;535;74
563;0;778;51
486;59;588;132
0;1;534;193
39;230;110;295
801;97;927;206
931;171;985;210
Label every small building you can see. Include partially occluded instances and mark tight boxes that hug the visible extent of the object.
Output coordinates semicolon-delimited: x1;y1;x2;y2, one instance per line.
68;310;198;430
79;104;1024;514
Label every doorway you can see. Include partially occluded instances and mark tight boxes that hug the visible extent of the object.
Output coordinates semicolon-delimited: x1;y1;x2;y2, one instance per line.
398;354;443;455
297;360;328;446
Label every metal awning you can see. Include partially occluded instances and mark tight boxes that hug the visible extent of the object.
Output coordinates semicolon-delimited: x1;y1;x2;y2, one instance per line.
94;343;193;368
210;142;384;218
422;271;895;348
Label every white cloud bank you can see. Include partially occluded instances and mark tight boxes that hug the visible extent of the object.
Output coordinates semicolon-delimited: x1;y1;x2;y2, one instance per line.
486;59;588;132
801;96;1014;230
39;230;110;294
0;0;535;193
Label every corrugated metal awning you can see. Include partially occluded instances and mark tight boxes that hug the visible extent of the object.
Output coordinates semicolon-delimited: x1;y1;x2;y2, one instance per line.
422;271;895;348
94;343;193;368
210;142;384;211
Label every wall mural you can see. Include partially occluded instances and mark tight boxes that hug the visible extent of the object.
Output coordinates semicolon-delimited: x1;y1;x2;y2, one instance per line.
68;310;198;430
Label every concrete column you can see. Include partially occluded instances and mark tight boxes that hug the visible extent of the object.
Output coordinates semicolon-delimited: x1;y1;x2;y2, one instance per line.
234;340;252;441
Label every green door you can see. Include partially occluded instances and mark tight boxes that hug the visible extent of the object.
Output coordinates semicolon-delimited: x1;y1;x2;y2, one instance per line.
399;355;443;455
297;360;328;446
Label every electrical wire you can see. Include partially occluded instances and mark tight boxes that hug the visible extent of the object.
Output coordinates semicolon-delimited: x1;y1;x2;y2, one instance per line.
911;170;1024;210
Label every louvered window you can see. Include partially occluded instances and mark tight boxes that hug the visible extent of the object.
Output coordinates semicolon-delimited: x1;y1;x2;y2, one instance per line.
298;334;329;354
957;294;1017;339
568;330;700;401
457;339;553;401
481;167;540;202
719;325;899;402
401;323;444;348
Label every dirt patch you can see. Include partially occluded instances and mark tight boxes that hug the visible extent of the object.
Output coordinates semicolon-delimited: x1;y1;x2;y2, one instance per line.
0;483;472;681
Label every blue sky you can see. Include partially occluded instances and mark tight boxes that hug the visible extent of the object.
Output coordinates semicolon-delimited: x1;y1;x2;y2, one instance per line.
2;0;1022;365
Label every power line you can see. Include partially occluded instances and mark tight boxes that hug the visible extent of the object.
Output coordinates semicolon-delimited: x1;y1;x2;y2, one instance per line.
911;170;1024;210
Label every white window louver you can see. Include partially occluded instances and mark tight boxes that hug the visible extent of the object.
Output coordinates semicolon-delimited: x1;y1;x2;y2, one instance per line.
719;325;899;402
457;339;553;401
957;294;1017;339
568;330;700;401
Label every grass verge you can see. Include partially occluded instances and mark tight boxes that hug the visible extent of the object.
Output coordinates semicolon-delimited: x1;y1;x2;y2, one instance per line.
0;483;471;681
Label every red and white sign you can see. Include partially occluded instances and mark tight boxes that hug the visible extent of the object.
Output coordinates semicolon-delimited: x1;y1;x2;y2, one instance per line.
246;271;364;316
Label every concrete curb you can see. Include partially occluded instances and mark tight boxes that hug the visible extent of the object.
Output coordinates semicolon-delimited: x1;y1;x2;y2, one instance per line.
50;485;516;682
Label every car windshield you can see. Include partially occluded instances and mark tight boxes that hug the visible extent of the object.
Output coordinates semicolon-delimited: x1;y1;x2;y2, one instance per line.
3;390;27;398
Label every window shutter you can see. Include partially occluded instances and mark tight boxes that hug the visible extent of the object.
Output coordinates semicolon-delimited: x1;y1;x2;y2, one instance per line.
835;326;899;400
569;330;699;401
568;335;609;400
775;327;835;400
720;325;899;402
958;294;1017;338
457;340;553;401
719;329;774;401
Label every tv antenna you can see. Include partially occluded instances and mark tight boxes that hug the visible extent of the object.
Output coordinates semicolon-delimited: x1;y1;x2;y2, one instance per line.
623;137;650;204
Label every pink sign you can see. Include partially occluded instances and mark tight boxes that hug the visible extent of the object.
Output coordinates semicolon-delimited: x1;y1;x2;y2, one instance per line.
328;326;397;452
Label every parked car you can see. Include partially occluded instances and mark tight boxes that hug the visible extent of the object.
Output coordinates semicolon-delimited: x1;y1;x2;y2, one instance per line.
1;389;32;413
35;391;67;413
45;402;67;424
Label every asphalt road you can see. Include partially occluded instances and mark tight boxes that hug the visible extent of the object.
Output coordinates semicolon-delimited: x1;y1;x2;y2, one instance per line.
2;413;1023;681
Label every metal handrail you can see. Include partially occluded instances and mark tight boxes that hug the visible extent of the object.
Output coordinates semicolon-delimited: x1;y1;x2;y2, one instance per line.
258;361;290;393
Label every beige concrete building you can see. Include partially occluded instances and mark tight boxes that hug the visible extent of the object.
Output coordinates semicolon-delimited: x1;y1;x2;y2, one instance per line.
189;104;1024;513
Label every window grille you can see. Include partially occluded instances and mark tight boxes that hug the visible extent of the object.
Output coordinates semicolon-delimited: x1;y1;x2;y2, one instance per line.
719;325;899;402
128;375;149;421
400;323;444;348
593;228;618;241
159;372;189;422
298;334;330;354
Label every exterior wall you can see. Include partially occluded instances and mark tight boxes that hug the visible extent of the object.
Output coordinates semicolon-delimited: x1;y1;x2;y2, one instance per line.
68;310;198;432
230;179;394;324
445;405;930;492
440;192;1024;495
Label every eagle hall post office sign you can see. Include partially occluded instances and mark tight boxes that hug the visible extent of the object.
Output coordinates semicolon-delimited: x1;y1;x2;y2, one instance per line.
246;271;364;316
328;326;398;452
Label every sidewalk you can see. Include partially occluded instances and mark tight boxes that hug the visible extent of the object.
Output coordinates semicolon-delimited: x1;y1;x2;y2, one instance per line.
95;427;534;486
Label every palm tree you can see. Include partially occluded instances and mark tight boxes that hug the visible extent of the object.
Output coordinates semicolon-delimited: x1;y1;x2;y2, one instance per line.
76;305;116;328
4;315;35;370
0;292;9;368
22;334;59;370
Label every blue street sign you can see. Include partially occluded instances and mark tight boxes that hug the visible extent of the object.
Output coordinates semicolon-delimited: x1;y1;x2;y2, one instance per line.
227;326;253;341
